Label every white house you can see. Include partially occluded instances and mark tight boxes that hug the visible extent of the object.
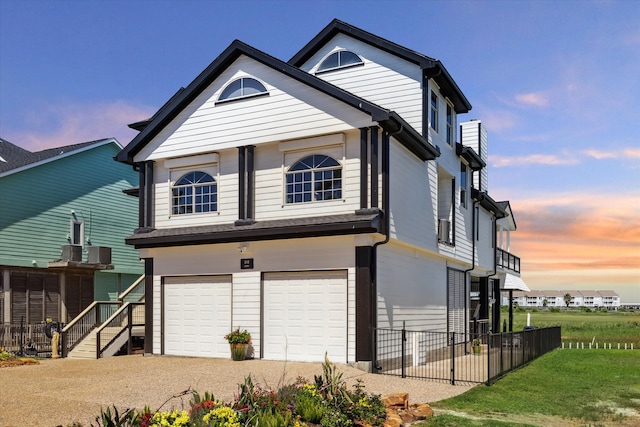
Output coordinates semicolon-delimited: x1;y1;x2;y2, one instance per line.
116;19;523;367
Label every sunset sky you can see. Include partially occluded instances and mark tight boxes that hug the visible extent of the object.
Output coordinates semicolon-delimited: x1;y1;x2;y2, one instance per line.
1;0;638;301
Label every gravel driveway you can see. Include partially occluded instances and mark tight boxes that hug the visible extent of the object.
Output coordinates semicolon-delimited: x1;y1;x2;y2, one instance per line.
0;355;476;427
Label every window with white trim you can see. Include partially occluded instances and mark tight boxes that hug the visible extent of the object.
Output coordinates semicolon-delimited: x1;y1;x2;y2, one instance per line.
70;219;84;246
171;171;217;215
218;77;268;102
285;155;342;203
430;91;439;132
317;50;363;72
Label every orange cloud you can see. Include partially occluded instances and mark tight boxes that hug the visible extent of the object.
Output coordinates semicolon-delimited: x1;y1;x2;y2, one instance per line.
507;192;640;274
6;101;153;151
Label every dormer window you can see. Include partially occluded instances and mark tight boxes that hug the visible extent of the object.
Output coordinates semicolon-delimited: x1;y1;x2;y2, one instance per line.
317;50;363;72
217;77;268;103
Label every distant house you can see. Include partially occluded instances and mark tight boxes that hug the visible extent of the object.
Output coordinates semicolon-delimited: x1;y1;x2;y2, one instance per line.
116;19;525;364
0;138;143;327
509;290;620;309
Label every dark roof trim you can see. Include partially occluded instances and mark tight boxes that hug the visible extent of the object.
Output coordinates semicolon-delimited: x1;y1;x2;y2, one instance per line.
116;40;438;164
456;143;485;171
125;213;382;249
471;188;507;219
289;19;471;113
496;200;516;229
381;112;440;160
128;87;186;132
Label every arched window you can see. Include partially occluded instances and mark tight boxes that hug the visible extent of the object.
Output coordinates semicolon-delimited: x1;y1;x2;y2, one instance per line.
218;77;268;102
285;155;342;203
172;171;217;215
317;50;363;72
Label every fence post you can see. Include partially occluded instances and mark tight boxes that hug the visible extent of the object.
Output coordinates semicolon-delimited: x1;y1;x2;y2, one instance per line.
401;321;406;378
127;304;133;355
486;332;491;385
450;332;455;385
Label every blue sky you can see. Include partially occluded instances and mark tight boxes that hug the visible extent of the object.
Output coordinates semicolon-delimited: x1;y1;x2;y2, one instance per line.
1;0;638;301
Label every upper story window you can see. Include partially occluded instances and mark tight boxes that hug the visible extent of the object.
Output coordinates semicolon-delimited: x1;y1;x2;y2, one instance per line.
430;91;439;132
218;77;268;102
460;163;468;208
446;103;454;145
285;155;342;203
70;218;84;246
317;50;363;72
172;171;217;215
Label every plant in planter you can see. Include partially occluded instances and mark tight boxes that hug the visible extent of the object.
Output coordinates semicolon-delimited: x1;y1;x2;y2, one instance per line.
225;328;251;361
472;338;482;355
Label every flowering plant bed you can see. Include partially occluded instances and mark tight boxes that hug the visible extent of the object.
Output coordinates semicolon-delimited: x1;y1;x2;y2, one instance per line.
0;348;39;368
76;356;387;427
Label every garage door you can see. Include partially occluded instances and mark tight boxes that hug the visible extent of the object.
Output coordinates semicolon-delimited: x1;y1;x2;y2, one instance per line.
164;276;231;357
263;270;347;363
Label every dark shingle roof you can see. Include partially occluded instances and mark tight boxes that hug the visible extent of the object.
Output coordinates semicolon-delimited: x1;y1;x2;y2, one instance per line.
0;138;114;175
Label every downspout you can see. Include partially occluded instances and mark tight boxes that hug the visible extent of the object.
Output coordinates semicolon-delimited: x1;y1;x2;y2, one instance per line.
371;129;391;371
464;191;481;342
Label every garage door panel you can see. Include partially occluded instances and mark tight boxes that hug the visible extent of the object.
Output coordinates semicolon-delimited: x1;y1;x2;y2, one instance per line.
164;276;231;358
263;271;347;363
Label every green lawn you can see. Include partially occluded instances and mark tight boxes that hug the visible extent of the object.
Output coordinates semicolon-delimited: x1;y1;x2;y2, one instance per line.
509;309;640;347
418;349;640;426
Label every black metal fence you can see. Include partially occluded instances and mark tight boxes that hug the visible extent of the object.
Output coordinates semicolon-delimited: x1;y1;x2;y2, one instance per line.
375;325;561;385
0;321;57;357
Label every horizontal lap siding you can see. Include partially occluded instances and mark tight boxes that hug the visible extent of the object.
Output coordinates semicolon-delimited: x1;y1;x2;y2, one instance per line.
254;134;361;221
232;271;261;357
377;242;447;331
137;56;373;162
300;35;423;133
476;208;495;271
0;143;141;275
154;150;238;229
388;141;437;252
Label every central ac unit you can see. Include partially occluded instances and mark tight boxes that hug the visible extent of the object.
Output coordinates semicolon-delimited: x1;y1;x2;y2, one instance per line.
438;219;451;243
88;246;112;264
61;244;83;262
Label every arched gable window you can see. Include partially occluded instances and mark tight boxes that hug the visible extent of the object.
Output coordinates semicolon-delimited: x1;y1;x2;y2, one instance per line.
218;77;268;102
172;171;217;215
285;155;342;203
317;50;363;72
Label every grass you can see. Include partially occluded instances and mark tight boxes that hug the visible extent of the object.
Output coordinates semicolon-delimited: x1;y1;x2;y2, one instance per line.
418;349;640;426
509;309;640;347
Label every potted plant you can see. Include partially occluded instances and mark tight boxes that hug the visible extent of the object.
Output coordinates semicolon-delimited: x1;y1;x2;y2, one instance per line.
472;338;481;355
225;328;251;361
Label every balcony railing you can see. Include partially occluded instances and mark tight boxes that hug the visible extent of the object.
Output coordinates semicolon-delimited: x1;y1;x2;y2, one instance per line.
497;248;520;273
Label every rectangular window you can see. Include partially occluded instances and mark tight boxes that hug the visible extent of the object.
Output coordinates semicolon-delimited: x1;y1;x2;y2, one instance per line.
460;163;468;208
430;91;438;132
70;219;84;246
446;104;454;145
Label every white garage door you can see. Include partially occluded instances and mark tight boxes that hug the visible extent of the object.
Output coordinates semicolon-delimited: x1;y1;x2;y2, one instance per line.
164;276;231;358
263;270;347;363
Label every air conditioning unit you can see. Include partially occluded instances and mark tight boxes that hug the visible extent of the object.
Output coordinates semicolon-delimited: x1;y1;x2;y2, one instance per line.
61;244;83;262
88;246;112;264
438;219;451;243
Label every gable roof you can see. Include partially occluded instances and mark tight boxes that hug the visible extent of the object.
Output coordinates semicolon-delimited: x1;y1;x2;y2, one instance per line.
289;19;472;114
116;39;440;165
0;138;120;177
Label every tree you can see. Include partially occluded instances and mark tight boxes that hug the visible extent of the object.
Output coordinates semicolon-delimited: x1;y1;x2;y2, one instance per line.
564;293;572;309
543;298;548;308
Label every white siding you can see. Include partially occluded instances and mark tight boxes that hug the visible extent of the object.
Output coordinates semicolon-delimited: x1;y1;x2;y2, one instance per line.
232;271;261;358
388;141;437;251
476;208;495;271
377;241;447;331
145;236;357;360
299;34;424;134
134;56;374;163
